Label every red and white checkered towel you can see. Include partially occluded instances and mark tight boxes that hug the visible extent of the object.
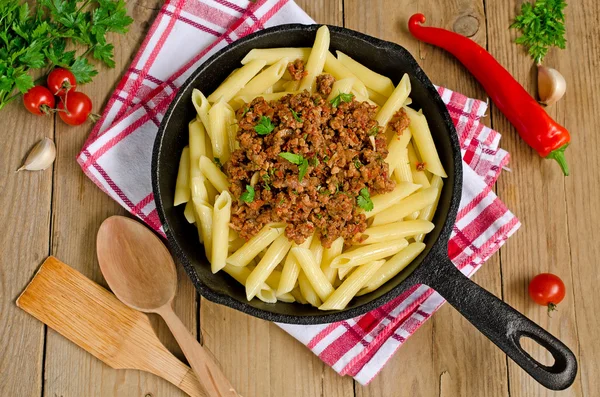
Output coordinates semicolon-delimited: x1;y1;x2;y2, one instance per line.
77;0;520;385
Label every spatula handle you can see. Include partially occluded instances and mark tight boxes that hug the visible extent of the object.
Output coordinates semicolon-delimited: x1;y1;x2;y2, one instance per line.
158;305;238;397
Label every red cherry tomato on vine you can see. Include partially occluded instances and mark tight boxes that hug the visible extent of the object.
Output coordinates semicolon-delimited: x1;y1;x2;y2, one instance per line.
528;273;565;314
57;91;93;126
23;86;55;116
47;68;77;96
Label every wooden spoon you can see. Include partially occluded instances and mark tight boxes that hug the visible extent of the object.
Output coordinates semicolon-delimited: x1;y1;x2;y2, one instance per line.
97;216;238;397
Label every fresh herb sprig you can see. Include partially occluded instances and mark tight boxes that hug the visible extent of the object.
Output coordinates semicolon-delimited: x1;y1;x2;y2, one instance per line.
279;152;309;182
254;116;275;135
240;185;255;203
329;91;354;107
357;188;373;211
0;0;133;111
510;0;567;64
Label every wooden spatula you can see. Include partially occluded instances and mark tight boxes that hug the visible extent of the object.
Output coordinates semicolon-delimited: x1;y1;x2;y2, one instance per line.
16;256;206;397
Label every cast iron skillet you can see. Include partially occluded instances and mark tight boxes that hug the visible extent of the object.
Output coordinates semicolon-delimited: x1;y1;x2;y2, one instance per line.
152;24;577;390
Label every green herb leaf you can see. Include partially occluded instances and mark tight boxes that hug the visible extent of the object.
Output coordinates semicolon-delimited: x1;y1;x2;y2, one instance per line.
14;71;34;93
354;158;363;169
93;43;115;68
240;185;255;203
213;157;222;169
298;159;309;182
368;126;379;136
290;108;303;122
262;173;271;190
329;91;354;107
310;157;319;167
357;188;374;211
254;116;275;135
69;57;98;84
279;152;304;165
510;0;567;63
241;107;250;117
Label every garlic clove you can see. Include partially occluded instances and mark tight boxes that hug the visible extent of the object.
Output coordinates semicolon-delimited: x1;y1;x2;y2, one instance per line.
537;64;566;106
17;137;57;172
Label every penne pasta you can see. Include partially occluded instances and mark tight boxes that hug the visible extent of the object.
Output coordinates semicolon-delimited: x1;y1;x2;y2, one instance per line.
228;237;245;253
323;52;369;96
357;242;426;295
404;106;447;178
363;182;421;219
336;51;395;97
174;146;190;206
235;58;289;99
207;59;266;103
208;101;232;162
407;142;431;188
290;286;308;305
277;233;314;295
367;87;388;107
375;73;411;129
211;191;232;273
386;132;411;176
321;236;343;285
192;198;213;261
276;292;296;303
326;77;356;102
415;175;443;242
298;25;330;92
351;89;379;107
199;155;230;192
357;220;434;245
283;80;300;92
298;271;322;307
337;266;354;280
391;148;413;183
319;260;386;310
292;247;334;301
227;223;286;267
246;234;292;300
191;89;212;138
271;79;288;93
308;231;324;265
223;264;276;303
241;47;311;65
329;239;409;269
183;201;195;223
371;187;439;226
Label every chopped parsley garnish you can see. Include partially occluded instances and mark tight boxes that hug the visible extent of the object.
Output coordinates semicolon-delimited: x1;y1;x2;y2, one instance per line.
241;107;250;117
368;126;379;136
329;91;354;107
254;116;275;135
357;188;374;211
279;198;286;205
240;185;255;203
303;133;308;140
213;157;222;169
310;157;320;167
323;155;330;162
316;213;322;219
290;108;303;122
320;189;331;195
354;158;363;169
279;152;309;182
262;173;271;190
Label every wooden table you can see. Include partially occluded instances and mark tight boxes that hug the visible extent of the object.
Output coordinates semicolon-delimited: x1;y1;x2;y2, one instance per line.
1;1;598;396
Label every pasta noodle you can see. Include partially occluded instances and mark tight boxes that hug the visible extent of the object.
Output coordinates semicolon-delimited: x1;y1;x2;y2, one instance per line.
336;51;395;97
192;198;213;262
235;58;289;100
326;77;355;102
208;101;232;162
375;73;411;129
222;264;276;303
363;182;421;218
241;48;311;65
415;175;443;242
174;146;190;206
320;236;343;285
407;142;431;188
319;260;386;310
298;272;321;307
246;234;292;300
191;89;212;138
211;191;232;273
207;59;266;103
277;233;314;295
404;106;447;178
183;201;195;223
371;187;439;226
292;247;334;301
226;223;286;267
357;242;426;295
199;155;230;192
298;25;330;92
323;51;369;96
329;239;409;269
357;220;434;245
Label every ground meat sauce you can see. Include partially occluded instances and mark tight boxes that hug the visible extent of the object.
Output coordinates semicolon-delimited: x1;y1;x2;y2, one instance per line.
287;59;308;81
225;78;395;248
316;73;335;96
389;108;410;136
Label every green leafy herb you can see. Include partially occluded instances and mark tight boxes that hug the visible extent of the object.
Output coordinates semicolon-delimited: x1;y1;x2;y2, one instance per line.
320;189;331;195
316;213;322;219
262;173;271;190
510;0;567;63
310;157;320;167
240;185;255;203
254;116;275;135
329;91;354;107
290;108;303;122
354;158;363;169
323;155;330;162
279;198;285;205
357;188;374;211
214;157;222;169
302;133;308;140
368;126;379;136
0;0;133;111
279;152;309;182
241;107;250;117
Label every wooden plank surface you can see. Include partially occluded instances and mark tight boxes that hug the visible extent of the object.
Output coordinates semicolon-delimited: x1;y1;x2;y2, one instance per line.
1;0;599;396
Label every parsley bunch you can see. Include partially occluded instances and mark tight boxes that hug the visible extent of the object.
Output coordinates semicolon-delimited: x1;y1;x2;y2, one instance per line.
511;0;567;64
0;0;133;111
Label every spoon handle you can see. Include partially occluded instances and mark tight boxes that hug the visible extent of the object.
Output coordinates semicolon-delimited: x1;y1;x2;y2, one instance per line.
158;305;238;397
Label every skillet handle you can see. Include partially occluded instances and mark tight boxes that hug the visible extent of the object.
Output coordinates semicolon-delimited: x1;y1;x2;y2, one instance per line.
425;258;577;390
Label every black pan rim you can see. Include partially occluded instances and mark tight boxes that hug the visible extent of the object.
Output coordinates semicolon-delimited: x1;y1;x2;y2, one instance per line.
152;23;463;324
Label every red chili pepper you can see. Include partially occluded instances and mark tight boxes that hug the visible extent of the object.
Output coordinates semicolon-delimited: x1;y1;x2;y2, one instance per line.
408;14;571;175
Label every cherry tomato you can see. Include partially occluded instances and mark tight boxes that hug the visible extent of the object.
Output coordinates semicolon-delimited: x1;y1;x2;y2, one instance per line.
23;86;55;116
57;91;93;126
528;273;566;313
47;68;77;96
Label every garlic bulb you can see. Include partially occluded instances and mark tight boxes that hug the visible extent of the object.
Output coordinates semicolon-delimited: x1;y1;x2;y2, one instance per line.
537;64;566;106
17;137;56;172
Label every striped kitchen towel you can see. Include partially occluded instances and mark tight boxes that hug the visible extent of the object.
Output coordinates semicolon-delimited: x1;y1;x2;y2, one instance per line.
77;0;520;385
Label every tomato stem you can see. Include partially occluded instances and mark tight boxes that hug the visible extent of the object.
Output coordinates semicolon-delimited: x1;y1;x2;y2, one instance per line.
547;302;558;316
